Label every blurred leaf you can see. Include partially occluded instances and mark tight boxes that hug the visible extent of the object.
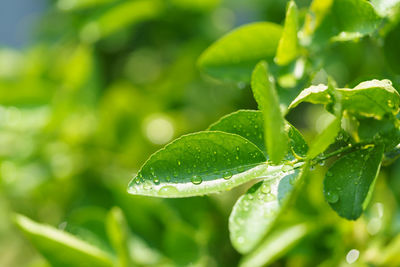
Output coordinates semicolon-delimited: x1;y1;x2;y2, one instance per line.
208;110;308;159
14;214;113;267
170;0;220;11
81;0;163;42
229;170;302;254
128;131;271;197
275;0;299;65
252;61;288;164
324;145;384;219
198;22;282;82
338;79;400;119
371;0;400;17
307;117;341;159
384;23;400;74
239;224;310;267
311;0;381;44
106;207;163;266
288;84;331;109
57;0;116;11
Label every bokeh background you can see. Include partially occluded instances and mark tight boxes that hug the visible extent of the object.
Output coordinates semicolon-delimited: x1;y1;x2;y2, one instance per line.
1;0;400;266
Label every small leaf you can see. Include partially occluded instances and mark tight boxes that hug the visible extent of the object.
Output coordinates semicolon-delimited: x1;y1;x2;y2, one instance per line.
128;131;272;197
208;110;308;159
338;79;400;119
275;0;299;65
288;84;332;109
14;214;114;267
198;22;282;82
310;0;381;44
106;207;163;266
324;145;384;220
252;61;288;164
239;224;310;267
229;169;302;253
308;117;342;159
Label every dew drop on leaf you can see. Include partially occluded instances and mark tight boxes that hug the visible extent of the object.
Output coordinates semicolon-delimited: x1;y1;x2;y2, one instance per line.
326;191;339;203
223;171;232;180
261;184;271;194
153;177;160;185
143;181;153;190
158;185;179;196
191;175;202;185
177;160;181;166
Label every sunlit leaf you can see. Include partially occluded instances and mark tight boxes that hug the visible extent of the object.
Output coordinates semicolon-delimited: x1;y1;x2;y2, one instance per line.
198;22;282;82
288;84;332;109
252;61;288;164
275;0;299;65
324;145;384;219
229;169;303;253
127;131;276;197
338;79;400;119
14;214;114;267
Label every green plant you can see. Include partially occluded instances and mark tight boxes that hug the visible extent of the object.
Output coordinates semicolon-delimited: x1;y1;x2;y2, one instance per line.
126;0;400;263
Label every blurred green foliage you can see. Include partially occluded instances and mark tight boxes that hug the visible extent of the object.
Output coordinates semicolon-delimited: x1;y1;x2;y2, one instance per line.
2;0;400;266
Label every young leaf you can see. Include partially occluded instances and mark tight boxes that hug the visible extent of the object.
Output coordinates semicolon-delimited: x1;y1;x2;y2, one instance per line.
338;79;400;119
324;145;384;220
310;0;381;44
208;110;267;157
127;131;274;198
106;207;163;266
288;84;332;109
307;117;341;159
14;214;114;267
252;61;288;164
198;22;282;82
239;224;310;267
275;0;299;65
208;110;308;159
229;169;302;254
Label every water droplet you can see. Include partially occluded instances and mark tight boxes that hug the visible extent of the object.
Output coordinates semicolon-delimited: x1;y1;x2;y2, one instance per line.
153;177;160;185
158;185;179;196
237;236;245;244
326;191;339;203
319;161;325;166
143;181;153;190
265;193;276;201
235;155;239;160
248;194;254;200
177;160;181;166
135;177;141;184
166;176;171;182
346;249;360;264
261;184;271;194
223;171;232;180
191;175;202;185
388;100;394;108
257;192;265;200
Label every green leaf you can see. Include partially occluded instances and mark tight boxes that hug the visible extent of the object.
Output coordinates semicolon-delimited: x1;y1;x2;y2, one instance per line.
106;207;163;266
288;84;332;109
252;61;288;164
338;79;400;119
14;214;114;267
310;0;381;44
371;0;400;17
275;0;299;65
324;145;384;220
208;110;267;157
308;117;341;159
198;22;282;82
384;23;400;74
229;169;302;253
239;224;310;267
127;131;274;197
81;0;163;42
208;110;308;159
357;117;400;152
